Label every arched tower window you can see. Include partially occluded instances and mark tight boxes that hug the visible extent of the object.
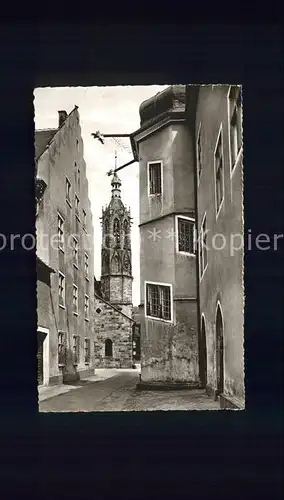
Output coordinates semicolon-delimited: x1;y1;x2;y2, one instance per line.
113;218;120;235
102;250;109;274
111;254;120;273
123;253;131;273
105;219;109;235
105;339;113;357
123;219;129;233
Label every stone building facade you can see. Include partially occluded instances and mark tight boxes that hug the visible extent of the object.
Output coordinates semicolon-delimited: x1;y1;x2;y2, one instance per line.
191;85;244;409
94;287;134;368
35;106;95;385
93;171;134;368
130;85;244;408
131;85;200;388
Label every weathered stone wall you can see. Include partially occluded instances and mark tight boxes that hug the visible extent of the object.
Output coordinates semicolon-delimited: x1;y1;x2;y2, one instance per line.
94;296;133;368
196;85;244;408
141;300;199;384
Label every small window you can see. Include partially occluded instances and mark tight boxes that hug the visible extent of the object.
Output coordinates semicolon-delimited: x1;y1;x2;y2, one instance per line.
148;161;162;195
58;331;66;366
84;295;89;320
105;339;113;357
65;178;71;204
57;214;64;250
177;217;195;254
58;272;65;307
84;338;91;364
73;285;78;314
84;253;89;278
75;195;80;215
76;138;79;150
83;209;87;229
73;236;78;267
196;125;202;181
214;129;224;215
228;86;242;171
146;282;172;321
73;335;80;365
200;214;208;279
77;168;80;189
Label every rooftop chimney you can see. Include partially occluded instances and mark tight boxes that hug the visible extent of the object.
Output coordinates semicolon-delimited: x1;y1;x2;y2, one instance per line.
58;110;67;128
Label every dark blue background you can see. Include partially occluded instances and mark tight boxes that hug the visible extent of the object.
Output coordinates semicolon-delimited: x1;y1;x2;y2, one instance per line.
0;22;283;499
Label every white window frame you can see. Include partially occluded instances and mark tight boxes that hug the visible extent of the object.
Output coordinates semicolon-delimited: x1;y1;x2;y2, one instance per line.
199;212;208;282
58;330;66;367
214;123;225;220
227;85;243;178
84;294;89;321
144;280;173;324
72;236;79;268
57;213;64;252
196;122;202;185
65;176;72;206
82;209;87;229
75;194;80;218
73;284;78;315
147;160;163;197
84;252;89;279
175;215;196;256
84;338;91;364
37;326;50;385
58;271;66;308
72;335;80;365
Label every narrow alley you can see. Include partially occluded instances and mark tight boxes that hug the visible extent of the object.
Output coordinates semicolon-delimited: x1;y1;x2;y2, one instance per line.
39;369;220;412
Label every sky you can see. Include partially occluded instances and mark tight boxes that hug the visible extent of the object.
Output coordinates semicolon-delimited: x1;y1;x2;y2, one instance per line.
34;85;168;305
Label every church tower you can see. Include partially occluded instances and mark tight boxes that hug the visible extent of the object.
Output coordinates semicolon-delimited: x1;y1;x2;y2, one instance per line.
100;155;133;319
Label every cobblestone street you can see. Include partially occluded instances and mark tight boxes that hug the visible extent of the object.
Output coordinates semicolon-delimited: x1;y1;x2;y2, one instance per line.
39;369;220;412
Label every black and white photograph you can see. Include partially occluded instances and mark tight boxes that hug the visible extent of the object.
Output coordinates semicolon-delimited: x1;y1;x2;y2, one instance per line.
35;84;245;412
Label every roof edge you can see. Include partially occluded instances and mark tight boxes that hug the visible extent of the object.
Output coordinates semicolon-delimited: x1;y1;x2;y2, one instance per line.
35;105;79;162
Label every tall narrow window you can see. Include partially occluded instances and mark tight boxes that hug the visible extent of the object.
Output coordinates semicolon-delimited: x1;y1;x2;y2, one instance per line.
58;272;65;307
73;335;80;364
77;168;80;189
73;285;78;314
75;195;80;216
112;254;120;274
228;86;242;171
123;219;129;233
113;218;120;235
105;339;113;357
84;295;89;320
72;236;78;267
146;282;172;321
82;209;87;229
148;161;162;195
84;338;91;363
58;214;64;250
196;125;202;181
58;332;66;366
84;252;89;278
177;217;195;254
214;130;224;215
200;215;208;279
65;178;71;204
